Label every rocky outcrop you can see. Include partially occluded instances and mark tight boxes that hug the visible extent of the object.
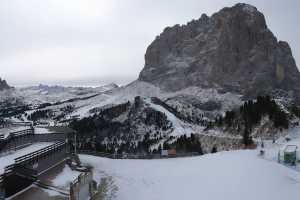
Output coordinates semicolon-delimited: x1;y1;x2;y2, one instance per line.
139;3;300;102
0;78;11;91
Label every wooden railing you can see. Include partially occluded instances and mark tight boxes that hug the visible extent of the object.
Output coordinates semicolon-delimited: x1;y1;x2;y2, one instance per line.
77;150;201;159
0;141;66;184
0;164;17;184
11;128;34;137
14;165;37;180
0;128;34;141
0;174;3;184
15;141;66;164
11;122;32;126
70;172;93;200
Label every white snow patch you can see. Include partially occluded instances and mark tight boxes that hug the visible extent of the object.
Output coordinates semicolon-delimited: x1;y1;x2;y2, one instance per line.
40;186;62;197
51;165;81;189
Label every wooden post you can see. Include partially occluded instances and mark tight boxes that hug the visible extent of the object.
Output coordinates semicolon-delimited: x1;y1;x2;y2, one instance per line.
0;184;5;200
74;133;77;155
70;182;74;200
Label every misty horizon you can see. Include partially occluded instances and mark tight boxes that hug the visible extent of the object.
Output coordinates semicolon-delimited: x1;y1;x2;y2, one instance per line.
8;75;136;88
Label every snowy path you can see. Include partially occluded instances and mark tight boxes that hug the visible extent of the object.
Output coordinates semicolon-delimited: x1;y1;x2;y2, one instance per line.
0;142;54;173
80;150;300;200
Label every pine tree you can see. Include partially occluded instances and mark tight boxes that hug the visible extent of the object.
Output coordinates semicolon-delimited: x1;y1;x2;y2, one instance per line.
211;146;217;153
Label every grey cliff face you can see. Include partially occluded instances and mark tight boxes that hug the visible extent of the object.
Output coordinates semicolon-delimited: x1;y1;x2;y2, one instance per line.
138;3;300;101
0;78;10;91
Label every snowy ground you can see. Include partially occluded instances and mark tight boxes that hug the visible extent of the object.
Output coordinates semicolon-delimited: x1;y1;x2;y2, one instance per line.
0;142;54;173
79;149;300;200
261;126;300;170
34;127;54;134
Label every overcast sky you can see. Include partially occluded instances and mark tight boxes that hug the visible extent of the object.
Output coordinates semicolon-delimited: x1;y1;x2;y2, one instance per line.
0;0;299;87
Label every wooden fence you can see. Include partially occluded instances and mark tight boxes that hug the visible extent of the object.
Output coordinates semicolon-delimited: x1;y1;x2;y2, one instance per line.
70;172;93;200
15;141;66;165
0;141;66;185
0;128;34;153
0;128;66;154
0;128;33;141
77;150;201;159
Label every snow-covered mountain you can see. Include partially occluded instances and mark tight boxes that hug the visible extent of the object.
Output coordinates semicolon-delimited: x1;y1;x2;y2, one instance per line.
0;83;119;124
61;3;300;154
0;82;118;105
1;3;300;155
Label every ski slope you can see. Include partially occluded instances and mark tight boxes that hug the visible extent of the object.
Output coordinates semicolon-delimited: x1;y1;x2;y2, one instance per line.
80;150;300;200
145;98;193;137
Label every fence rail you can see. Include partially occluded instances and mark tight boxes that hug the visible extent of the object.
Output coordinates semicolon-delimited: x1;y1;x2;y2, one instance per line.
0;141;66;185
10;122;32;126
15;141;66;164
70;172;93;200
0;164;17;184
77;150;201;159
11;129;34;137
0;128;33;141
4;164;15;174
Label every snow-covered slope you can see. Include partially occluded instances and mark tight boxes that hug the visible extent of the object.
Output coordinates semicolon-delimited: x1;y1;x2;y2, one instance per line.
67;80;242;120
0;80;242;124
144;98;193;137
80;150;300;200
69;81;163;118
0;83;118;107
18;83;118;105
2;80;297;155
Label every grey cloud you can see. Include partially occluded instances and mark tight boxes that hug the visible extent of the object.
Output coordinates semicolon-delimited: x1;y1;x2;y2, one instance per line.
0;0;299;86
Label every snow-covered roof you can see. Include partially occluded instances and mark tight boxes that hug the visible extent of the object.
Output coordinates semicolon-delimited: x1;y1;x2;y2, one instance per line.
284;145;298;153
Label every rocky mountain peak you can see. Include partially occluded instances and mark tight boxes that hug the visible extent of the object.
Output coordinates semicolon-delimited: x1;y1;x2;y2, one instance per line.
0;78;11;91
138;3;300;102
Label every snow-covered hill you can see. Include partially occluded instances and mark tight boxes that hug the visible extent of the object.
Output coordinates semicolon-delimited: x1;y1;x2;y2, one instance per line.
18;83;119;105
1;80;299;155
79;149;300;200
0;83;118;106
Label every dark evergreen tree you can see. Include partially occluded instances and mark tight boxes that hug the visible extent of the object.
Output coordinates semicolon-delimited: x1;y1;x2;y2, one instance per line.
211;146;217;153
